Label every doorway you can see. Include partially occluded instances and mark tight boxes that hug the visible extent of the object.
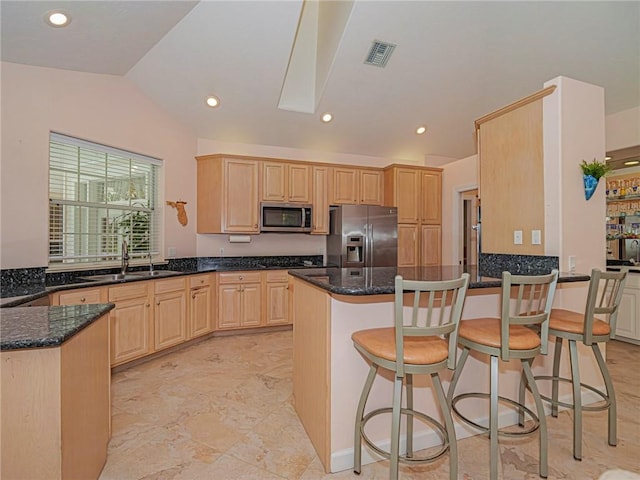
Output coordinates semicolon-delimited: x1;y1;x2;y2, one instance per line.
459;189;479;266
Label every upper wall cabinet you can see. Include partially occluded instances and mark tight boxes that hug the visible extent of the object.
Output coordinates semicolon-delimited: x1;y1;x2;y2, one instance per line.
476;86;554;255
261;161;311;204
330;167;383;206
311;166;329;234
196;155;260;234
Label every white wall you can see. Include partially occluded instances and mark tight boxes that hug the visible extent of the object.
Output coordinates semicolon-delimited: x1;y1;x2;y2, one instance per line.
0;62;198;269
606;106;640;151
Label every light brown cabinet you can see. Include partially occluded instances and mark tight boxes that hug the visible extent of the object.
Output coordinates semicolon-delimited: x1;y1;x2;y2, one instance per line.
312;166;329;234
262;161;311;203
108;282;152;367
264;270;289;326
196;155;260;234
217;272;262;330
384;165;443;266
330;167;383;206
189;274;214;339
51;286;106;305
153;277;187;351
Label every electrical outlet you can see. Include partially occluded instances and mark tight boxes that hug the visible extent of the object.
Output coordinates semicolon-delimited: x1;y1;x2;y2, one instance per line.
513;230;523;245
219;247;224;257
167;247;176;258
568;255;576;273
531;230;541;245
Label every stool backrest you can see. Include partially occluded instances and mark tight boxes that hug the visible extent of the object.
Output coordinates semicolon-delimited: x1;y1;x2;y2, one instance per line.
501;269;559;360
394;273;470;374
584;268;627;345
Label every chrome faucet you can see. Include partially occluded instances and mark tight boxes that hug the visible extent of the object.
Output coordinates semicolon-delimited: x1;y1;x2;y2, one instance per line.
121;240;129;275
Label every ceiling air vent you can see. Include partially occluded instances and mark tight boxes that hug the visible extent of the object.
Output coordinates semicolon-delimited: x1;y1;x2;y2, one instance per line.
364;40;396;67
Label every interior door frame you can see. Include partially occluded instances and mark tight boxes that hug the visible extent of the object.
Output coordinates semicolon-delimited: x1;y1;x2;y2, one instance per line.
452;184;478;266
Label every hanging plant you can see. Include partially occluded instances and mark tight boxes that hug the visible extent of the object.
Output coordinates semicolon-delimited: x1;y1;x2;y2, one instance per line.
580;158;611;200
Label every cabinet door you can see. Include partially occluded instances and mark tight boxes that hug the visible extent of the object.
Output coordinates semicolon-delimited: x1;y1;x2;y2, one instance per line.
190;285;213;338
312;166;329;234
55;287;104;305
331;167;358;204
398;224;419;267
421;171;442;225
288;164;311;203
420;225;442;266
265;282;289;325
110;296;151;366
359;170;384;206
218;284;242;329
262;162;286;202
241;283;262;327
395;168;420;223
154;289;187;351
224;159;259;232
616;287;639;341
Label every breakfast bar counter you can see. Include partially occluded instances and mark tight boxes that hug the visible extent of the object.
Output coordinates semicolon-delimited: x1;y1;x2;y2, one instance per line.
288;266;591;473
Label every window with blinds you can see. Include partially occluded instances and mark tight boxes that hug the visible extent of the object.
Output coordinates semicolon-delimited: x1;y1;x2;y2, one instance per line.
48;132;161;268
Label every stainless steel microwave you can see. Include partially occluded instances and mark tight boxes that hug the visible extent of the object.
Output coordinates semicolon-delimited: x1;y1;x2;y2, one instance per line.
260;203;312;233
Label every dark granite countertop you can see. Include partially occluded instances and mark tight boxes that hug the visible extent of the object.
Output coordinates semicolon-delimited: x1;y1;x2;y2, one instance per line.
288;266;590;296
0;255;325;307
1;304;114;351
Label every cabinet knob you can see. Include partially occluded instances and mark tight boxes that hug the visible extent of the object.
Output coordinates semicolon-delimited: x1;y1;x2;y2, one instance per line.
146;303;150;307
239;275;244;280
156;301;160;306
80;297;86;302
192;294;196;299
200;279;204;284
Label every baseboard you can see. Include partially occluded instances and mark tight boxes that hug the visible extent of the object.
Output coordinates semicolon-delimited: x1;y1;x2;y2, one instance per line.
330;389;603;473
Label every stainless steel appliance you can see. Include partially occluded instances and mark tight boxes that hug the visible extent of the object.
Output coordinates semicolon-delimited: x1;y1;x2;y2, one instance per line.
326;205;398;267
260;203;312;233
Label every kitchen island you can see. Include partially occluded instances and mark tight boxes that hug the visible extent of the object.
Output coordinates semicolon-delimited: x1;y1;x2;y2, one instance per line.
1;304;114;480
288;265;591;473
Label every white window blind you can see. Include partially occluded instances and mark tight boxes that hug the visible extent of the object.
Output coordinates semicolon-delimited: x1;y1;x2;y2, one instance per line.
48;132;161;268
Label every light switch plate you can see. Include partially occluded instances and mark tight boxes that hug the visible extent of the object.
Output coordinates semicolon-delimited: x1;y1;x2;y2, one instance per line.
532;230;541;245
514;230;523;245
167;247;177;258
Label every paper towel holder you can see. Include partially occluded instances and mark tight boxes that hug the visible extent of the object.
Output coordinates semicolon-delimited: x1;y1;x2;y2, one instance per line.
229;235;251;243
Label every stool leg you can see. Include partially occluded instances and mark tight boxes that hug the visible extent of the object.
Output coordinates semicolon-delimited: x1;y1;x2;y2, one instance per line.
354;363;378;474
551;337;563;418
390;375;403;480
406;373;414;459
592;343;617;447
522;358;548;478
433;372;458;480
568;339;582;460
518;367;527;427
447;347;470;407
489;355;499;480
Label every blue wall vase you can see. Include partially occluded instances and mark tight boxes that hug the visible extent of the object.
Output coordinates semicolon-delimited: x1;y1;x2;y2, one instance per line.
583;174;599;200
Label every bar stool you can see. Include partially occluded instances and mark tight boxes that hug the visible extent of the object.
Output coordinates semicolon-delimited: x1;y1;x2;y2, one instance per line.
524;268;627;461
447;270;558;480
352;273;470;480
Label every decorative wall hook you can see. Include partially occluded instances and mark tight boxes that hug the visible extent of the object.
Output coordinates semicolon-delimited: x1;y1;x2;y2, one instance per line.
166;200;188;226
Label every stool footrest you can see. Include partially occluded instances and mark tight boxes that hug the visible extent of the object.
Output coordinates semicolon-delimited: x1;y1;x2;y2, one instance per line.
451;392;540;437
360;406;449;464
531;375;612;411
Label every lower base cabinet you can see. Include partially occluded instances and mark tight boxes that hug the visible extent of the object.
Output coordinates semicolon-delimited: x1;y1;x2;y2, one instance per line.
189;274;215;338
265;270;290;325
153;278;187;351
616;273;640;343
1;314;110;480
217;272;262;330
109;282;152;366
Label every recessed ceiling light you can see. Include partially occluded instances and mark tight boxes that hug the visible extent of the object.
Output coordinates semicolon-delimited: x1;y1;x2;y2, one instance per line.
416;126;427;135
45;10;71;27
205;96;220;108
321;113;333;123
624;160;640;166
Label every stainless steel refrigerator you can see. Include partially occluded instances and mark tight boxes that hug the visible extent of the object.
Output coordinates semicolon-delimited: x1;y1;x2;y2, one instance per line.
326;205;398;267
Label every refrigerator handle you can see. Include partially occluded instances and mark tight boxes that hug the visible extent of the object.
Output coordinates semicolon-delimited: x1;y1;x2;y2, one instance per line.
368;223;374;266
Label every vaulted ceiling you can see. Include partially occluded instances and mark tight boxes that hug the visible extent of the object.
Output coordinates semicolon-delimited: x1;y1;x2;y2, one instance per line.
2;1;638;164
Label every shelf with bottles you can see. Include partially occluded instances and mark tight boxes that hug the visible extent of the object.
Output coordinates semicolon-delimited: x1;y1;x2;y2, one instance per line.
606;176;640;200
607;222;640;240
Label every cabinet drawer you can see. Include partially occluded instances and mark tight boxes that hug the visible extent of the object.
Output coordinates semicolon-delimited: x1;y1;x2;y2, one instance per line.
218;272;262;284
56;287;104;305
266;270;289;283
189;274;211;288
154;277;186;294
109;282;150;302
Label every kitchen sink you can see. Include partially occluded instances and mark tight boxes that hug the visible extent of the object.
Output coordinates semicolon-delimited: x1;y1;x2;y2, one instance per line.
79;273;140;282
128;270;183;278
79;271;183;282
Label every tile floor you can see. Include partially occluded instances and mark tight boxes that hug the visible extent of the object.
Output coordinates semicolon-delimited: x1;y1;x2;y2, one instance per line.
100;331;639;479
